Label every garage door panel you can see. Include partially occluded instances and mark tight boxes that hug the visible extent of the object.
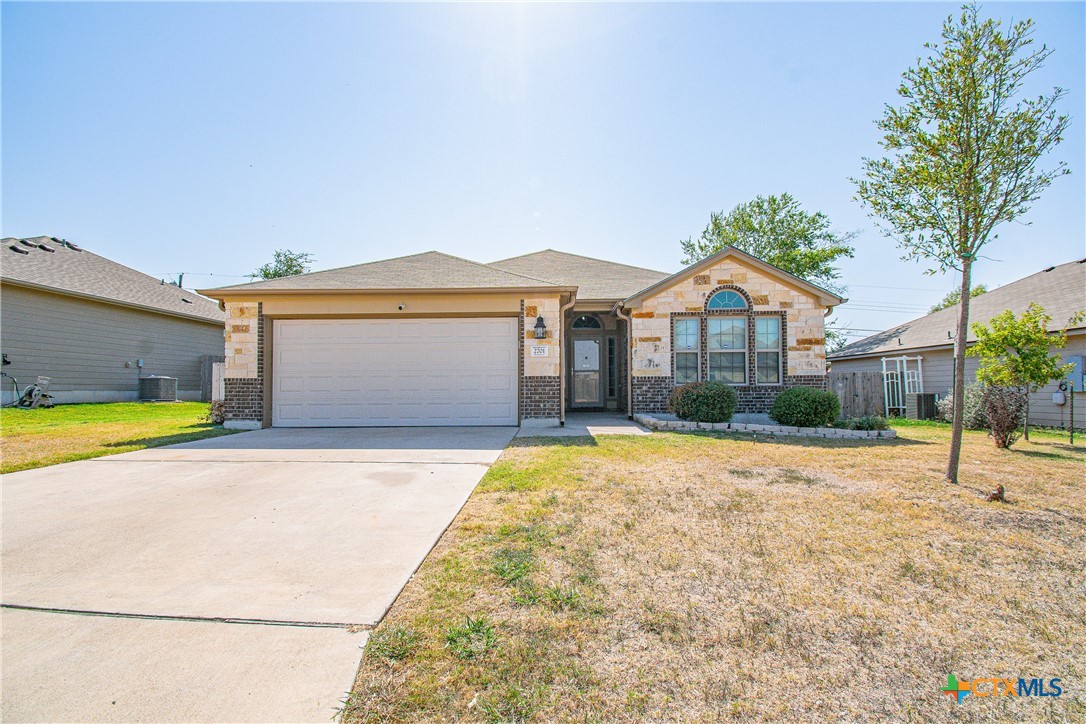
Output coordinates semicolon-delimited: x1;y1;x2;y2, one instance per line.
272;318;518;427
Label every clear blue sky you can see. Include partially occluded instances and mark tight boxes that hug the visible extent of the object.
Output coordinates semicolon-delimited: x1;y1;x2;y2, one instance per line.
3;2;1083;338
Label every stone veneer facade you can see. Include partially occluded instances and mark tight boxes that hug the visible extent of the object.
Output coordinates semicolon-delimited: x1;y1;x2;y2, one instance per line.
628;257;829;415
222;301;263;428
520;296;563;421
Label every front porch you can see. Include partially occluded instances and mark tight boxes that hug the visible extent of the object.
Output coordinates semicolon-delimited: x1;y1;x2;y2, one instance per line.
562;306;628;414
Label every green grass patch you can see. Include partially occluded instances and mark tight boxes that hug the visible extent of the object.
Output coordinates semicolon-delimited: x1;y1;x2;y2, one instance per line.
444;616;498;660
0;401;236;473
491;548;535;585
365;624;421;663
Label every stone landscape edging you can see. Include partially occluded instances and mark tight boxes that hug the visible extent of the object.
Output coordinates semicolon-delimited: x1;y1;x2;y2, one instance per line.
633;414;897;440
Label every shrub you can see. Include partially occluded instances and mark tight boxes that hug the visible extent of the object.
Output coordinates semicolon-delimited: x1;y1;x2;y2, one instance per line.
668;382;738;423
769;386;841;427
936;383;987;429
983;385;1027;449
836;415;890;431
205;400;226;424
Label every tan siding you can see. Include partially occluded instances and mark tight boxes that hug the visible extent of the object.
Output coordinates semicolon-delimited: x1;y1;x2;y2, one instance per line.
1;284;225;403
830;333;1086;430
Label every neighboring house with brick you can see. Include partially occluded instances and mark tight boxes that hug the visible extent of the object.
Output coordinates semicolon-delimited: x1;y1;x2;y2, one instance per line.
199;247;843;429
0;236;226;404
829;259;1086;430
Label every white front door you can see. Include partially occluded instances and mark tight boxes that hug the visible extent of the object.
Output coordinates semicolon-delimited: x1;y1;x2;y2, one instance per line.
272;318;518;427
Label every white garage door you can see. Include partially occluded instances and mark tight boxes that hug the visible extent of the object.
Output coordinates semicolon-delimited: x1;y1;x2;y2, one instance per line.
272;318;518;427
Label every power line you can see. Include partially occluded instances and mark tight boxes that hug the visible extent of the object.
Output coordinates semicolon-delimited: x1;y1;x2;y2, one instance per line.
155;272;252;278
846;283;947;292
847;298;929;307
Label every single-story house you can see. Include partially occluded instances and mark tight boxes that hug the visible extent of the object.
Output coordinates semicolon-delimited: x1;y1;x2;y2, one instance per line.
199;247;843;429
829;258;1086;430
0;236;226;404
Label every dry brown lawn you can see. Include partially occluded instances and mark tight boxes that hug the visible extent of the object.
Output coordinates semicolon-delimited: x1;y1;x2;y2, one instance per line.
345;422;1084;722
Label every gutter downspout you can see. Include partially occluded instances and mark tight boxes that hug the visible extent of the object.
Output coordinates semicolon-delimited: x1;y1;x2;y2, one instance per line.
614;303;634;420
558;293;577;427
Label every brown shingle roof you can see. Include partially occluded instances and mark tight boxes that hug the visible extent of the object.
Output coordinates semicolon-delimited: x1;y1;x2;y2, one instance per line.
202;251;564;294
830;259;1086;360
1;236;224;324
488;249;669;300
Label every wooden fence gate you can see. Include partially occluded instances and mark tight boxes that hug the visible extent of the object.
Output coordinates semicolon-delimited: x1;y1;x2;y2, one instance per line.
200;354;226;402
829;370;885;418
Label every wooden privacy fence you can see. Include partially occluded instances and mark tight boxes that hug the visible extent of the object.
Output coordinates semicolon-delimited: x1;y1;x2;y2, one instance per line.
829;370;885;418
200;355;226;402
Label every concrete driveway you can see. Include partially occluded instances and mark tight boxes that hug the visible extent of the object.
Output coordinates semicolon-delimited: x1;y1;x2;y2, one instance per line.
1;426;514;723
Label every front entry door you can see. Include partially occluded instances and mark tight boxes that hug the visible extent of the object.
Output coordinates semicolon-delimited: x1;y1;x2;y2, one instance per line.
573;339;602;407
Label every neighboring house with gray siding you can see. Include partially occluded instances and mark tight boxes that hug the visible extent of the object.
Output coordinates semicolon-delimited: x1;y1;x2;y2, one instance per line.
829;259;1086;430
1;236;225;404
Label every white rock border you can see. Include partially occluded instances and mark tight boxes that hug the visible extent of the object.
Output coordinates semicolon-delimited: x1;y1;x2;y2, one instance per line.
633;414;896;440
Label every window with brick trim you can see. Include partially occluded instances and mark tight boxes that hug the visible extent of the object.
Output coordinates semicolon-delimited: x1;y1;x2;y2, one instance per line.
673;318;699;384
669;285;787;388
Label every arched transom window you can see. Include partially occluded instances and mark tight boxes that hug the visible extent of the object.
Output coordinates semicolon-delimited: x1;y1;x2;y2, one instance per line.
572;315;602;329
706;289;747;310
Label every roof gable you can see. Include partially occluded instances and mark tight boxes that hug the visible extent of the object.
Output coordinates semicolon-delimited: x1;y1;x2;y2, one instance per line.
830;259;1086;360
623;246;846;308
488;249;668;300
1;236;224;324
202;251;565;295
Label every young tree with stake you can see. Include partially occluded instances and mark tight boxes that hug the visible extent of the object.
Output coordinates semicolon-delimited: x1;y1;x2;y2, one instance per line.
852;4;1070;483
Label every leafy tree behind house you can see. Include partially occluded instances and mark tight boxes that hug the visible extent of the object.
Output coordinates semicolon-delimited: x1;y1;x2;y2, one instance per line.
852;4;1070;483
967;303;1081;442
680;193;856;294
251;249;315;280
930;284;988;314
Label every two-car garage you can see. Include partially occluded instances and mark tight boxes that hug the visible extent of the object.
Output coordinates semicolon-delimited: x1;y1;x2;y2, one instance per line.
271;318;519;427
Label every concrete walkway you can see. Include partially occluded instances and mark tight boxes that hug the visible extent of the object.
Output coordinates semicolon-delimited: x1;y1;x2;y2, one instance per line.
1;426;514;723
516;412;651;438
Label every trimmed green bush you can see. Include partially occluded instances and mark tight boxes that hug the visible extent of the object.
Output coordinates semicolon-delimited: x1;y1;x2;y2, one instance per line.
668;382;738;423
769;386;841;427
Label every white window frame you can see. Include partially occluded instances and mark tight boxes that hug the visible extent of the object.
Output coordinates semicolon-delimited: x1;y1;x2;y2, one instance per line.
754;316;783;385
673;317;700;384
706;317;747;385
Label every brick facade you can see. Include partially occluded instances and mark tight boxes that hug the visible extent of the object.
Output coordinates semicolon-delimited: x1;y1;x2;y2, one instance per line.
223;377;263;422
521;375;560;419
631;372;829;415
632;376;673;413
223;303;264;426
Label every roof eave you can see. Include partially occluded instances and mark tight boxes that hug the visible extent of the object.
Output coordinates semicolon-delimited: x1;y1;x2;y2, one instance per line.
619;247;845;308
830;325;1086;362
198;284;578;299
1;278;225;325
